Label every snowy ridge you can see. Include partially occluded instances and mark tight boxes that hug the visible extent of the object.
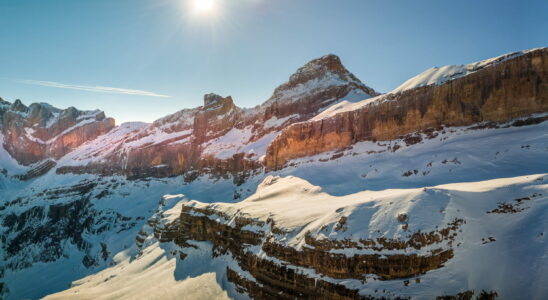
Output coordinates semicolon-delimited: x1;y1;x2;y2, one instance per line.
201;126;279;160
392;47;544;93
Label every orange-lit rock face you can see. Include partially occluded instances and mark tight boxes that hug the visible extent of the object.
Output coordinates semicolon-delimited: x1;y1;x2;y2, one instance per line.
265;49;548;170
0;100;115;165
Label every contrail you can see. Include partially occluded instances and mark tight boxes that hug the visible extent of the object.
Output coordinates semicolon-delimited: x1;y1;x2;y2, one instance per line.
15;79;171;98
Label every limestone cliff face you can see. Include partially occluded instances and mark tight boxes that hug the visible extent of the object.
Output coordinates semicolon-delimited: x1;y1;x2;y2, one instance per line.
265;48;548;170
150;200;459;299
0;99;115;165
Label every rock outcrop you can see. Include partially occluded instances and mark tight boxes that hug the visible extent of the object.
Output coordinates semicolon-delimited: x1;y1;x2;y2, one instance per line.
265;48;548;169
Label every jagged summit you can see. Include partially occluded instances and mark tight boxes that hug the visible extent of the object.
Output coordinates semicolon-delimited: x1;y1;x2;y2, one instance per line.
203;93;235;109
11;99;28;112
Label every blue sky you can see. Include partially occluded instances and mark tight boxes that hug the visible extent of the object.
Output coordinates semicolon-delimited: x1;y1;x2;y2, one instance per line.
1;0;546;124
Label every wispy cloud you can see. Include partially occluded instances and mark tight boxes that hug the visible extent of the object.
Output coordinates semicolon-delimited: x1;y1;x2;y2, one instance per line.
15;79;171;98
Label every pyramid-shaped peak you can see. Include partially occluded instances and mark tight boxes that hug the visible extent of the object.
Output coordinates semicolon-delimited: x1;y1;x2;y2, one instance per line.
288;54;349;83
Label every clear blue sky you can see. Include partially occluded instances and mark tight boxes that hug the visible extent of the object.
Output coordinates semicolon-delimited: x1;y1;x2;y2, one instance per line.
1;0;546;124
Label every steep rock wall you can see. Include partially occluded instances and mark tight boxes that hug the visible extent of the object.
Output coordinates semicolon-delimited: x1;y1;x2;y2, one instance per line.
265;49;548;169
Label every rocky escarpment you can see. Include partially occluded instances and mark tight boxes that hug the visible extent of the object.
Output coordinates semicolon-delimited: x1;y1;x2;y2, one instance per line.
0;99;115;165
57;55;376;180
145;176;479;299
265;48;548;169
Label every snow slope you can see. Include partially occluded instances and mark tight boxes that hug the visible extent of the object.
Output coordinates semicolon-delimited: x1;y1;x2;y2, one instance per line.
43;243;230;300
46;173;548;299
2;115;547;300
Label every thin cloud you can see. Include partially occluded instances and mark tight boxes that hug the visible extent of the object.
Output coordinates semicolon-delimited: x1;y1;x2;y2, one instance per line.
16;79;171;98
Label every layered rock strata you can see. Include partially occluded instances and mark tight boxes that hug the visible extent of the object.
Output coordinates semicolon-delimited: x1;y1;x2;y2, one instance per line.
265;48;548;169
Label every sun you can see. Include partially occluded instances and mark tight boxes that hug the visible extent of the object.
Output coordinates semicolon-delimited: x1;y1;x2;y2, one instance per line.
192;0;217;14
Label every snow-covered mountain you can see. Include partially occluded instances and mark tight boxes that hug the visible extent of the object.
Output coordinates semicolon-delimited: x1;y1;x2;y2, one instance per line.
53;54;377;181
1;48;547;300
0;98;114;166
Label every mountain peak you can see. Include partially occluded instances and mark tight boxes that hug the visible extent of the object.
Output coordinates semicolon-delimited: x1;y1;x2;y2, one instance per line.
287;54;347;85
263;54;378;115
203;93;235;110
11;99;28;113
204;93;225;107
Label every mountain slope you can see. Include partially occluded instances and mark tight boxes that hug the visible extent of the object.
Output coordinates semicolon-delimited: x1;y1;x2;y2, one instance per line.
45;174;548;299
0;48;547;300
54;54;377;181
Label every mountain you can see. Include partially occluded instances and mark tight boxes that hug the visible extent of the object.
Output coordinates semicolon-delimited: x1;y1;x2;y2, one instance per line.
265;48;548;169
0;99;115;166
54;54;377;181
0;48;547;300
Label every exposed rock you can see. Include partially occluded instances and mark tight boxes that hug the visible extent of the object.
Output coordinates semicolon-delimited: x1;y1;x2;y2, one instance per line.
149;201;460;298
14;159;56;180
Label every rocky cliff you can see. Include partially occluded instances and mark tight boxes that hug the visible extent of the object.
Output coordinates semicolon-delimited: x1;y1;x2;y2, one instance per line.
265;48;548;170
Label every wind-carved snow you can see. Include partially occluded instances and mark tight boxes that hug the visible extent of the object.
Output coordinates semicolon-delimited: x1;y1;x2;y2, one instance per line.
311;95;388;121
124;128;193;148
58;122;196;166
44;109;101;129
43;242;231;300
153;108;197;131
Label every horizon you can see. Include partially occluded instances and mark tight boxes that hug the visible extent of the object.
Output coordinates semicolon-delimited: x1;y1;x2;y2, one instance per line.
1;0;546;124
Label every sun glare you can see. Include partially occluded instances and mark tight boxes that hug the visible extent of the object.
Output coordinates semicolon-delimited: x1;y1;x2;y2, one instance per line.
192;0;217;14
